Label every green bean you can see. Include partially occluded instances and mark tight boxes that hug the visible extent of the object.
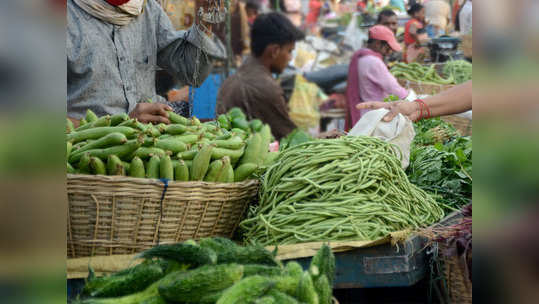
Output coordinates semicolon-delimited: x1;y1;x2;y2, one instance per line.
240;136;444;246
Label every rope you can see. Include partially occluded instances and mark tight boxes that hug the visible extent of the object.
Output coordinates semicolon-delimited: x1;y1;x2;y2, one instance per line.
156;178;170;244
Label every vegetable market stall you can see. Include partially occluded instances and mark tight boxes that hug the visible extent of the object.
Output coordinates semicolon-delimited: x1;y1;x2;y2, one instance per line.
66;107;472;302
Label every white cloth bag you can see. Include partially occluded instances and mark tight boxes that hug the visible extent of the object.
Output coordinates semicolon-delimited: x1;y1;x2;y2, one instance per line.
348;109;415;169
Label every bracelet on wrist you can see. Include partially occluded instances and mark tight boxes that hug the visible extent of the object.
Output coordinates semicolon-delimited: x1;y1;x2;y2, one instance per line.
414;99;430;119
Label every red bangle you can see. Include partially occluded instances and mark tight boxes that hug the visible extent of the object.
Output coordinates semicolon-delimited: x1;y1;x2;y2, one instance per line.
414;99;430;119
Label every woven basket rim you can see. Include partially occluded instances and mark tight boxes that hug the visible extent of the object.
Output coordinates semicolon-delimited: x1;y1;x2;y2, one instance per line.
67;173;259;188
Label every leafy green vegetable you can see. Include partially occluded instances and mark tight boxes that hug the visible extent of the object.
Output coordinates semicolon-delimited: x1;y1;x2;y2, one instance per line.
279;129;313;151
383;94;400;102
412;118;459;147
407;136;472;213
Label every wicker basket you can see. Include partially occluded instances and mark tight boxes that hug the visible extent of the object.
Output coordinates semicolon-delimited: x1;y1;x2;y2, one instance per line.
67;174;259;258
441;115;472;136
438;243;472;304
397;78;454;96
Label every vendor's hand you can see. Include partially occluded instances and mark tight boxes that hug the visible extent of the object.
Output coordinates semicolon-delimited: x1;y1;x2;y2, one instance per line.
129;103;172;124
356;101;421;122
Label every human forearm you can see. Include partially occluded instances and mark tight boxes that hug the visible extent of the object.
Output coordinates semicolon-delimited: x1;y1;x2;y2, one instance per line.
419;80;472;117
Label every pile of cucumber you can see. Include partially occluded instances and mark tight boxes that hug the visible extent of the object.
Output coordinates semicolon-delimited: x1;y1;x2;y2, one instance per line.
78;238;335;304
66;108;279;183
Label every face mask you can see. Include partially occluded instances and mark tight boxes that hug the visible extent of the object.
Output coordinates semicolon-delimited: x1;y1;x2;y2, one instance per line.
119;0;144;16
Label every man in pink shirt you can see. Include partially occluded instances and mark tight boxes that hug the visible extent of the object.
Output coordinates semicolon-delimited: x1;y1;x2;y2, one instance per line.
345;25;408;129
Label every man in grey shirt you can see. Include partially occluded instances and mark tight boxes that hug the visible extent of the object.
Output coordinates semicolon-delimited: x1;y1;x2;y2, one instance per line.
67;0;225;125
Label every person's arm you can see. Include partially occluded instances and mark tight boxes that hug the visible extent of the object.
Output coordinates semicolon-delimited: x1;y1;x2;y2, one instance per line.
366;58;408;99
408;22;420;42
154;0;226;87
239;2;250;55
356;80;472;122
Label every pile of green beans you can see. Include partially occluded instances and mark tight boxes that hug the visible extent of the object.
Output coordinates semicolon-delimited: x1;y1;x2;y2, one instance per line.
442;60;472;84
240;136;444;246
391;62;454;85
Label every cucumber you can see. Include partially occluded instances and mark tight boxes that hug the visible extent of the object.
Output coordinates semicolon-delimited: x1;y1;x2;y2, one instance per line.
216;132;232;140
243;264;283;277
90;157;106;175
204;132;217;140
191;144;214;181
234;163;257;182
137;242;217;267
263;151;280;166
211;147;245;161
231;117;249;131
67;162;75;174
110;113;129;126
140;136;155;147
83;140;142;161
258;124;272;165
310;244;335;286
216;275;275;304
227;107;246;120
107;155;125;176
158;264;243;303
85;109;98;123
76;115;111;132
67;127;137;144
314;275;332;304
249;119;264;132
146;125;161;137
146;155;160;179
172;134;199;145
132;147;167;160
216;157;234;183
167;111;189;125
202;122;219;133
67;118;74;133
204;159;224;182
217;114;230;130
118;118;137;128
212;136;245;150
159;155;174;180
154;138;187;153
239;133;261;165
190;116;201;126
156;123;168;133
69;133;128;163
174;160;190;181
83;261;164;298
165;124;187;135
79;153;91;174
297;271;319;304
67;141;73;159
129;156;145;178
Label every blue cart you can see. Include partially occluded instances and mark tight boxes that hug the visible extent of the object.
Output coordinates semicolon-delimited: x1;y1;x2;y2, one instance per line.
285;235;428;289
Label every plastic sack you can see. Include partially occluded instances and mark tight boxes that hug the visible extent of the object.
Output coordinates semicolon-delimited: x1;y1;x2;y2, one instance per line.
288;74;328;129
348;109;415;169
343;13;368;51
